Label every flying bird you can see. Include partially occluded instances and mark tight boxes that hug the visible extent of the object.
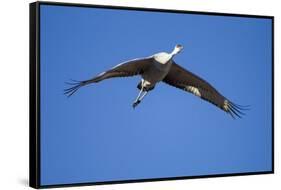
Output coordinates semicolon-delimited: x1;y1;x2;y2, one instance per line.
64;44;248;118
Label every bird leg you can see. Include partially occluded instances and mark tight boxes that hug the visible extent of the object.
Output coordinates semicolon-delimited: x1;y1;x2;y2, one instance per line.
133;88;143;108
133;80;144;108
132;89;148;108
135;88;143;101
139;91;148;101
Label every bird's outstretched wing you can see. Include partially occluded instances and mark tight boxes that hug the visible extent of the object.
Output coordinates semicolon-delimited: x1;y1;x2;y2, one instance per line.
163;61;248;118
64;57;153;97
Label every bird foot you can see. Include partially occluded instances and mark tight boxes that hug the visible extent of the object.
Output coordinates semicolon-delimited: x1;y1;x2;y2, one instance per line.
132;100;141;109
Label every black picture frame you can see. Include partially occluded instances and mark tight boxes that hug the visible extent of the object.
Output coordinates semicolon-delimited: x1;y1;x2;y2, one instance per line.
29;1;274;189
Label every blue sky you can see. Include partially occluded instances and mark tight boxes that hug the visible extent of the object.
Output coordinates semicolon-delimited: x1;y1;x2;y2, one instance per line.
40;5;273;186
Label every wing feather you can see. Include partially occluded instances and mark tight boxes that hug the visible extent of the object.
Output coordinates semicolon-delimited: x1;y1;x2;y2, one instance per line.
163;61;247;118
64;57;153;97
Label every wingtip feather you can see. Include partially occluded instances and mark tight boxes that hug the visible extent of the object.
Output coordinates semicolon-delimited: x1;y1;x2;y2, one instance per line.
224;100;250;119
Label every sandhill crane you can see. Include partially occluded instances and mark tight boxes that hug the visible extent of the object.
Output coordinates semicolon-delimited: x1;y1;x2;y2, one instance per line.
64;44;248;118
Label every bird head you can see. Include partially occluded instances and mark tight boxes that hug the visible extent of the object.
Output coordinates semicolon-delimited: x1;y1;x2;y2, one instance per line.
172;44;184;55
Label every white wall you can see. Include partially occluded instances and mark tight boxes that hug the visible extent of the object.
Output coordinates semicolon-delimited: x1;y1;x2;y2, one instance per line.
0;0;278;189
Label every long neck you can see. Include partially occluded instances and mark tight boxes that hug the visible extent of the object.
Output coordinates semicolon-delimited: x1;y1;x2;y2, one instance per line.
171;48;178;56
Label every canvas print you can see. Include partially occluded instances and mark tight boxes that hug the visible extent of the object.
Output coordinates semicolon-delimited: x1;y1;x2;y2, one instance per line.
30;2;273;188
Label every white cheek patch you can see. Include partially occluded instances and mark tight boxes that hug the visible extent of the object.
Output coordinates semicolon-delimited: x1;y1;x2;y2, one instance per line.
185;86;201;97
